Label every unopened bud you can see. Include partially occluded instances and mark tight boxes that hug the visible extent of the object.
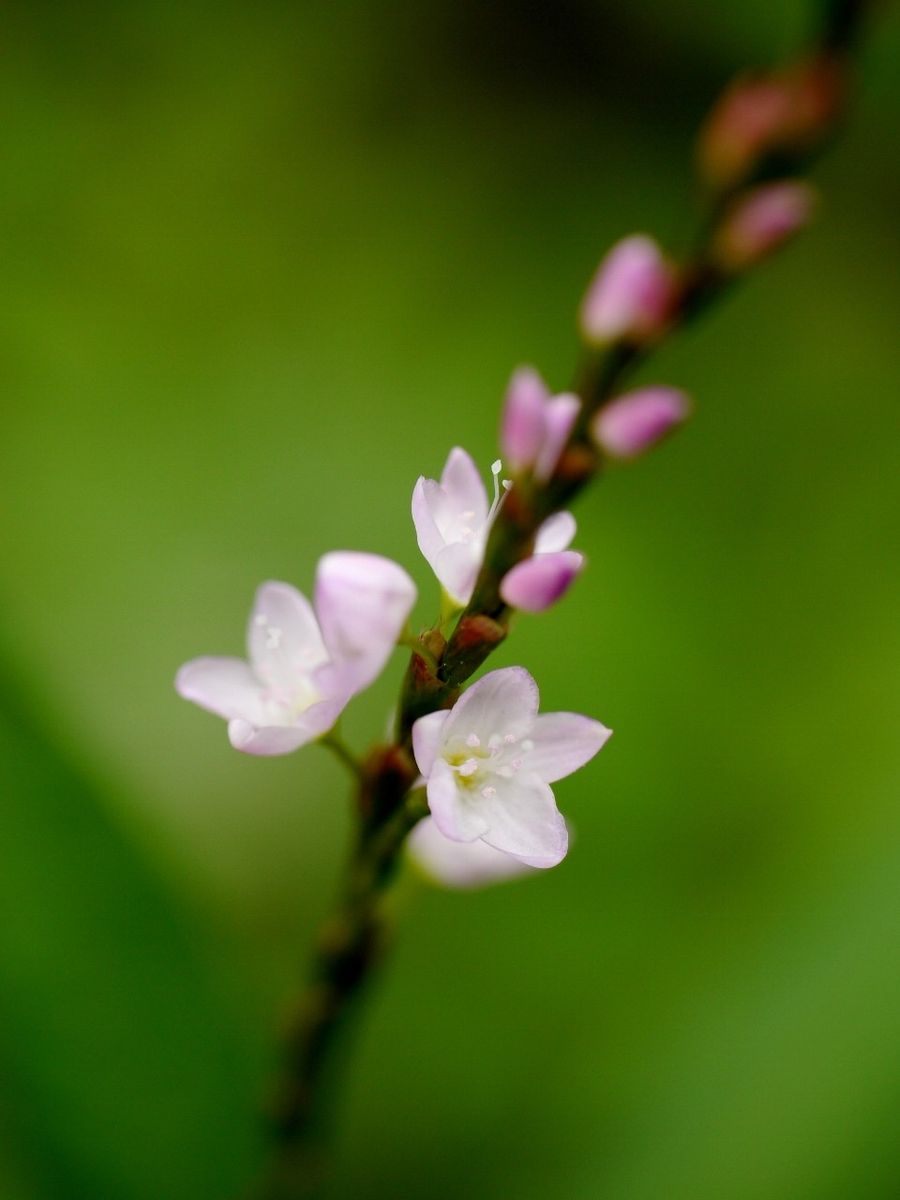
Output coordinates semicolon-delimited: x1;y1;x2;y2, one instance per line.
713;181;815;270
592;387;690;460
698;56;846;190
500;550;584;613
579;235;678;346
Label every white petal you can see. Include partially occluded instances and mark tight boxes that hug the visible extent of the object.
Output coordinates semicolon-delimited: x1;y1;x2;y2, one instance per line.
314;552;417;693
534;510;576;554
479;772;568;868
433;540;482;605
411;709;452;778
175;657;266;725
426;758;489;843
227;719;315;756
408;817;533;889
443;666;539;745
526;712;612;782
247;582;327;689
411;476;447;567
440;446;488;522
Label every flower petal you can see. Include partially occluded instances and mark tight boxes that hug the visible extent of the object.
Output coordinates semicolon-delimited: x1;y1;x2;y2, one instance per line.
440;446;488;522
411;709;452;778
426;758;489;843
227;719;315;756
526;711;612;782
534;511;576;554
500;367;549;471
534;393;580;481
247;582;327;689
408;817;533;889
433;540;482;606
411;476;446;567
500;550;584;613
314;551;417;692
443;666;539;744
175;657;266;724
479;772;568;868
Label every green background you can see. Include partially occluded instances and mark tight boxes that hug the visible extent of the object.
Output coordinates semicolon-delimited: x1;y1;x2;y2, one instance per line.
1;2;899;1197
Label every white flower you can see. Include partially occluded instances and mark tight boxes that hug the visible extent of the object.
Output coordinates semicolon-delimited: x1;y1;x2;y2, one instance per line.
411;447;577;606
408;817;535;889
176;552;416;755
411;666;611;867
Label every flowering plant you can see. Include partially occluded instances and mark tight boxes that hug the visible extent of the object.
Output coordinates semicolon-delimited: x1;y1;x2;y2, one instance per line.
172;4;870;1194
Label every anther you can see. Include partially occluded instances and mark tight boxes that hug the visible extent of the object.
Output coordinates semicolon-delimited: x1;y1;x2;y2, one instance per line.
465;733;481;748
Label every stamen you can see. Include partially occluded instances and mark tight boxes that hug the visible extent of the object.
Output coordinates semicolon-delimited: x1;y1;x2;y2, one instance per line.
521;738;534;753
465;733;481;748
481;785;497;799
488;734;502;751
457;758;479;778
504;733;517;745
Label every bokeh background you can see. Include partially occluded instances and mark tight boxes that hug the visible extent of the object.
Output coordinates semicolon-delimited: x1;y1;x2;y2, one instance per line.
2;1;899;1197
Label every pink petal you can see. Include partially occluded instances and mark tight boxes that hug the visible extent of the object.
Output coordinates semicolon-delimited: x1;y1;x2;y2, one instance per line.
534;393;580;481
533;510;576;554
427;758;489;842
314;551;417;692
526;712;612;782
479;772;568;868
500;550;584;613
716;181;814;269
593;386;690;459
247;582;327;688
444;666;539;744
175;656;265;724
226;719;315;756
440;446;488;521
501;366;550;471
408;817;533;889
411;709;452;778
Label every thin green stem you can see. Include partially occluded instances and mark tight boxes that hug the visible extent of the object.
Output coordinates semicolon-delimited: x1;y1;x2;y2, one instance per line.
318;729;363;781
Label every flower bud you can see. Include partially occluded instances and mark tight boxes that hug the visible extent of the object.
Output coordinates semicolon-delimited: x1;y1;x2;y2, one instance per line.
579;235;678;346
592;387;690;460
698;57;845;190
713;181;815;271
500;550;584;613
501;367;550;472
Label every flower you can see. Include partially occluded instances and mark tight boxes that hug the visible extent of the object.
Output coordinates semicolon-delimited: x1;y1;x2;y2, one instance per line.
500;547;584;613
176;552;416;755
412;448;577;606
411;666;611;868
500;367;581;480
579;235;678;346
592;386;690;460
407;816;535;889
712;181;815;271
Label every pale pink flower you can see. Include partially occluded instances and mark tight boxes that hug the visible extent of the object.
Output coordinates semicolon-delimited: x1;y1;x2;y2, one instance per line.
593;386;690;460
411;667;611;868
176;553;416;755
500;367;581;480
412;448;576;606
500;548;584;613
580;235;678;345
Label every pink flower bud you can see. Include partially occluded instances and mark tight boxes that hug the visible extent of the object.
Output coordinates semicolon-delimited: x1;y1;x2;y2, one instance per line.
713;181;815;270
501;367;551;471
592;387;690;460
500;550;584;613
579;235;677;346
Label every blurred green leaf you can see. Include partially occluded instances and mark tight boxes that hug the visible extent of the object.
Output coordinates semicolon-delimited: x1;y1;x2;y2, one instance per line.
0;662;260;1199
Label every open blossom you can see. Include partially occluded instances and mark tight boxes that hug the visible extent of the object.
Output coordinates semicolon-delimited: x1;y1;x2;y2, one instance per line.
411;667;611;868
408;816;535;889
176;552;416;755
412;448;577;606
500;367;581;480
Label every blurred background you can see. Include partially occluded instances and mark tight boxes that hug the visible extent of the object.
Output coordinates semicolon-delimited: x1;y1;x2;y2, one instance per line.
1;1;899;1197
